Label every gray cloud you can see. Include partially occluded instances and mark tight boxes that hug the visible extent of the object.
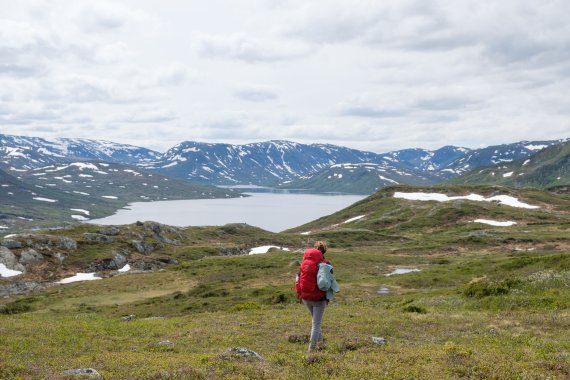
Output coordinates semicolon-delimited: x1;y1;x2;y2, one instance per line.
233;84;278;102
197;33;313;63
1;1;568;153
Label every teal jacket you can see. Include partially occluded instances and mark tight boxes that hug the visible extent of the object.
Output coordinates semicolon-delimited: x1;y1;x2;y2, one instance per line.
317;262;340;300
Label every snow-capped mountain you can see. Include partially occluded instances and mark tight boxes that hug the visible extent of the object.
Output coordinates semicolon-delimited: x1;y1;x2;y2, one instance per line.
440;140;560;177
142;140;383;185
0;134;161;171
143;139;564;190
277;162;440;194
0;133;565;193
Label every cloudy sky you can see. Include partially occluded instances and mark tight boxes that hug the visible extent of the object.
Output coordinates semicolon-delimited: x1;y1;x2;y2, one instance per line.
1;0;569;153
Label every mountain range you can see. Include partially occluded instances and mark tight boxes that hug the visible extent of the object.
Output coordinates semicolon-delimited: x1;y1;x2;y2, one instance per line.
1;133;568;233
452;139;570;189
2;134;564;194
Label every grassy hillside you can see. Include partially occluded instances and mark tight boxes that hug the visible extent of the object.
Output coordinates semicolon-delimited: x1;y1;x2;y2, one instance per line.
452;140;570;189
0;162;239;234
1;185;569;378
277;163;438;194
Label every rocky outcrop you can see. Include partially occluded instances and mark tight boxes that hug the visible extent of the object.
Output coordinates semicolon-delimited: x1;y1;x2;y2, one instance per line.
0;281;43;297
87;251;128;272
1;239;23;249
97;226;120;236
132;240;155;254
83;233;115;244
0;246;25;272
217;246;248;256
19;249;43;265
6;234;77;251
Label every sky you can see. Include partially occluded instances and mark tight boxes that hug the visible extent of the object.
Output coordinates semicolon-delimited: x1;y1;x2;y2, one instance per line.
1;0;569;153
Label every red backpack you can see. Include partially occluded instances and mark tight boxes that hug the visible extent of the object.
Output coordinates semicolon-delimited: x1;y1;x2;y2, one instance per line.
295;248;326;301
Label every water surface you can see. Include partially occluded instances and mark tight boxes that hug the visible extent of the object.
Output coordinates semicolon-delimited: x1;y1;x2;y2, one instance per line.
90;192;365;232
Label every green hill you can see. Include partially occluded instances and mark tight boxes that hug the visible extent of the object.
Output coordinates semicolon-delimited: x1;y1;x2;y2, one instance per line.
451;140;570;189
1;185;569;378
0;162;239;234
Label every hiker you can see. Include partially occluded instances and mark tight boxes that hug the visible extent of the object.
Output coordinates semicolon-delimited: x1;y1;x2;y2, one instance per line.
297;240;337;352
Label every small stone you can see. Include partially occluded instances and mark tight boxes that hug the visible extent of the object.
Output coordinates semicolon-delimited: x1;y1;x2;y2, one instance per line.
157;340;174;348
62;368;101;378
121;314;136;321
221;347;264;361
372;336;387;346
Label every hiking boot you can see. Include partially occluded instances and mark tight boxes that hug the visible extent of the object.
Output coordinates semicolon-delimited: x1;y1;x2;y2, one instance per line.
308;340;317;353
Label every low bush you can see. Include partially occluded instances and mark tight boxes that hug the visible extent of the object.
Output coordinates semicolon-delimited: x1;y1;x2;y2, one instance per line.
462;278;521;298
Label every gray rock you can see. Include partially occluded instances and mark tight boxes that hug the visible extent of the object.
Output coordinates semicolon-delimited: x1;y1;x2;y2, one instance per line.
371;337;387;346
221;347;264;361
130;260;165;271
132;240;153;254
87;258;118;272
97;226;120;236
121;314;136;321
19;249;43;265
1;239;22;249
217;247;248;256
0;282;42;297
0;246;18;267
62;368;101;378
53;252;67;263
112;252;128;268
59;237;77;250
83;233;115;244
157;340;174;348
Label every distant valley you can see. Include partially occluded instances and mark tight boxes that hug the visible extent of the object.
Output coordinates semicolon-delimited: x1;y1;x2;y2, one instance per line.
0;133;568;233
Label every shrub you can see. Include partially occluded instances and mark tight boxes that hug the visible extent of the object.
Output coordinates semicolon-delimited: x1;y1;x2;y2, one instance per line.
0;298;36;315
402;305;427;314
230;302;261;312
462;278;521;298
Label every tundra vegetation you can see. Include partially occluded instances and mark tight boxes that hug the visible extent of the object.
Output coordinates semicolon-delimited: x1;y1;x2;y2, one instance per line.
1;185;569;379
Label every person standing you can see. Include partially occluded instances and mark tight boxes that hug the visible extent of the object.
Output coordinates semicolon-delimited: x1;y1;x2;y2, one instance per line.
297;241;329;353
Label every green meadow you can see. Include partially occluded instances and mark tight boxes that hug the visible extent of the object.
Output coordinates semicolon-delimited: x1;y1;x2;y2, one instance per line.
1;186;569;379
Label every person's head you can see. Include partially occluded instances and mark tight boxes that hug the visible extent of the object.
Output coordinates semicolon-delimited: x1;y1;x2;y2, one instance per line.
314;240;327;255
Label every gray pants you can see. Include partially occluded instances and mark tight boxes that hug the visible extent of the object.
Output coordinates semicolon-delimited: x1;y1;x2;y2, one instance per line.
302;299;327;350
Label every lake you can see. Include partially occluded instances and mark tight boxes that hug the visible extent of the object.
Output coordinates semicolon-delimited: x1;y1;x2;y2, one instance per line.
90;192;366;232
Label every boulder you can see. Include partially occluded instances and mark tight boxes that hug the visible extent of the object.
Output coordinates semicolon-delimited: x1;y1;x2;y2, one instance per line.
83;233;115;244
97;226;120;236
0;282;42;297
53;252;67;263
0;246;18;268
1;239;22;249
62;368;101;378
221;347;264;361
130;260;166;271
131;240;154;254
19;249;43;265
59;237;77;250
87;252;128;271
371;337;387;346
